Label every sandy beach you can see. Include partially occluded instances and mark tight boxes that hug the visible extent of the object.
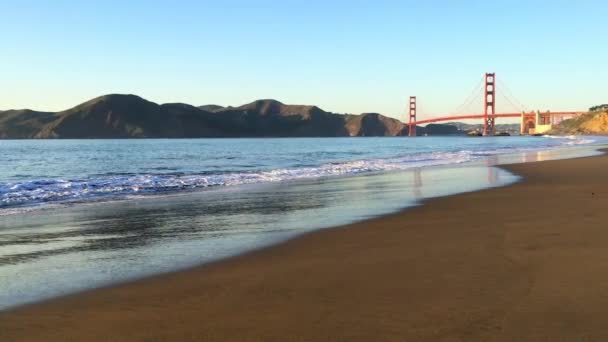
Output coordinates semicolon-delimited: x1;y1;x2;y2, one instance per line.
1;150;608;341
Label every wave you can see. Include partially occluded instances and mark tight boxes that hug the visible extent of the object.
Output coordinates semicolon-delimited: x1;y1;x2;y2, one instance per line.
542;134;597;145
0;136;597;210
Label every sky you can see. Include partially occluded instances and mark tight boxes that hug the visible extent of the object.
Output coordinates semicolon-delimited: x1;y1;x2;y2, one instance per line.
1;0;606;122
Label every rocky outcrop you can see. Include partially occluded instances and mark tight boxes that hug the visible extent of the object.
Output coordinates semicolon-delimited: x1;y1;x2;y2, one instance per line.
550;111;608;135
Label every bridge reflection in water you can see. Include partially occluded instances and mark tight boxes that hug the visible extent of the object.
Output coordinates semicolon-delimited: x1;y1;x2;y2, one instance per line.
409;163;508;201
409;150;557;199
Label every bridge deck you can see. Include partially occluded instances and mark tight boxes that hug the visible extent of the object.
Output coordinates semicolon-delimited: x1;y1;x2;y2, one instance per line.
413;112;583;125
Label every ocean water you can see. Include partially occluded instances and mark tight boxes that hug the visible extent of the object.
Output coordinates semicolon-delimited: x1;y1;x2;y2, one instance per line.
0;136;604;309
0;136;597;211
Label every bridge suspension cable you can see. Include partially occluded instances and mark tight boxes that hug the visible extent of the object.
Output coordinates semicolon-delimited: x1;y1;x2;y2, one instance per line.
456;84;484;115
451;76;484;115
498;91;524;113
496;78;528;112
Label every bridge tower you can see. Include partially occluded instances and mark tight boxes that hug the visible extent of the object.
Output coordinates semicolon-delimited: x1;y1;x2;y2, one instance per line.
408;96;417;137
483;73;496;136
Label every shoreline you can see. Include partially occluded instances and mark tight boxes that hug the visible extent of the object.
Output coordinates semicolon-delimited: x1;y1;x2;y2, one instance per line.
2;148;608;340
0;159;519;311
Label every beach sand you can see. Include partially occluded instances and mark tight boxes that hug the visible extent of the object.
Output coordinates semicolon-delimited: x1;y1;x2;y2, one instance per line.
2;151;608;341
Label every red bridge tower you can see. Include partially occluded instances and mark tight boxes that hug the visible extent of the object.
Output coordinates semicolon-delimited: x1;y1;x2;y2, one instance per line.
483;73;496;136
408;96;417;137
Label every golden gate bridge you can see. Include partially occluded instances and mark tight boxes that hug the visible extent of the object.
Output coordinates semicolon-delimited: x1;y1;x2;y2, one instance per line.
407;73;584;136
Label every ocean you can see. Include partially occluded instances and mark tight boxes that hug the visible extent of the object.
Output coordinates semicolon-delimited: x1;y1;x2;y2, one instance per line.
0;136;603;309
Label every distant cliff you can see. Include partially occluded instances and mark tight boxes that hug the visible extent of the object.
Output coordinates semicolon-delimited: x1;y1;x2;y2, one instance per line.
550;110;608;135
0;95;416;138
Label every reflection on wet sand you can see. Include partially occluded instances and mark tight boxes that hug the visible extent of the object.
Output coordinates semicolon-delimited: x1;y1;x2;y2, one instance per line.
410;161;505;200
413;168;423;199
522;151;551;163
486;156;500;186
0;184;334;267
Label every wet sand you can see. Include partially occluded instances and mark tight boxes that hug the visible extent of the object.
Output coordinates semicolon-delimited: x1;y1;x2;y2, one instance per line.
2;150;608;341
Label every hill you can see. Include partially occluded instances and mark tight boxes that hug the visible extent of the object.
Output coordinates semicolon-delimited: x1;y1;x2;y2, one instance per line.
198;105;225;112
0;95;411;138
0;109;56;138
550;111;608;135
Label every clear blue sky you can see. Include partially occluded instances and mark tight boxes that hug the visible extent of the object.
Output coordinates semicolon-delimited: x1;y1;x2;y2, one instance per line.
1;0;606;121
